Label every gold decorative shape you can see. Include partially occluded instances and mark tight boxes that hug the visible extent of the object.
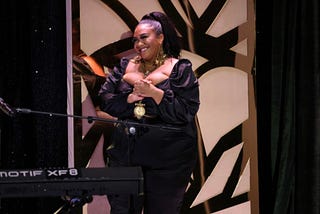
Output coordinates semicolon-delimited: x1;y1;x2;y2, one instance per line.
230;38;248;56
232;158;251;198
197;67;248;156
206;0;248;38
190;142;243;208
189;0;212;17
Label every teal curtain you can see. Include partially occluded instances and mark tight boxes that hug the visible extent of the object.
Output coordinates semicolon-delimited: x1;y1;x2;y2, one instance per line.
257;0;320;213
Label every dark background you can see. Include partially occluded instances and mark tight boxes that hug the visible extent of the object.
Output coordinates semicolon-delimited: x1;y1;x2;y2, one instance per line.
1;0;320;214
0;1;68;213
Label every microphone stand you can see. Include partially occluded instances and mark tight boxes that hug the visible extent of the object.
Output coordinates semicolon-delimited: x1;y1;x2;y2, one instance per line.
14;108;182;132
15;107;181;168
54;195;93;214
8;107;181;213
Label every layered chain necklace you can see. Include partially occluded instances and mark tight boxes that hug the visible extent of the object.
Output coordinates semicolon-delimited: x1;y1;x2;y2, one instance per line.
139;60;159;77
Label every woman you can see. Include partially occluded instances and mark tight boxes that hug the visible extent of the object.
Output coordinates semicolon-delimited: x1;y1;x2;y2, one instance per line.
99;11;200;214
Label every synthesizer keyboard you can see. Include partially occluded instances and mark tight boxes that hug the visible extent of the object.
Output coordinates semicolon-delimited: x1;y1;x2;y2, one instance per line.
0;166;143;198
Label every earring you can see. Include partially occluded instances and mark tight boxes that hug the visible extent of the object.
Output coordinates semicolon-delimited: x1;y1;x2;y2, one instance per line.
154;46;167;67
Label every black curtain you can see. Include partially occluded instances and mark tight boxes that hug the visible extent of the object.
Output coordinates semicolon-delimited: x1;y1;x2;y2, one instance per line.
257;0;320;214
0;0;68;213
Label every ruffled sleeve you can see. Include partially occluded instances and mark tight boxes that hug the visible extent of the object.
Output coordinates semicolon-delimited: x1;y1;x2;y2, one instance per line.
99;58;135;118
158;59;200;124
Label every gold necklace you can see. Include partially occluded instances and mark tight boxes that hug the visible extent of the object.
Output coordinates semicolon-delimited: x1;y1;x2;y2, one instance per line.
140;60;157;77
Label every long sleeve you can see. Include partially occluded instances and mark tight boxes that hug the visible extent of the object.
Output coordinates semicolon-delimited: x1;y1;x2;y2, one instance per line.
99;58;135;119
157;59;200;124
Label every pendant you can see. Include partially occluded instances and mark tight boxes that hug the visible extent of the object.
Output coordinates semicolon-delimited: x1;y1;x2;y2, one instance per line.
134;101;146;119
144;70;150;77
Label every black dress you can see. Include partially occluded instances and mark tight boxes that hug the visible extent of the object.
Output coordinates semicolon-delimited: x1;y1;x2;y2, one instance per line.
99;57;200;214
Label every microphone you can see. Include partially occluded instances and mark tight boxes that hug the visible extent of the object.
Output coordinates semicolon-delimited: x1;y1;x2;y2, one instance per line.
129;127;136;135
0;97;16;117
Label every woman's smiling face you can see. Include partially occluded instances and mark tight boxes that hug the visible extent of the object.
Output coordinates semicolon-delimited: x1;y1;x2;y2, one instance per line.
133;23;164;62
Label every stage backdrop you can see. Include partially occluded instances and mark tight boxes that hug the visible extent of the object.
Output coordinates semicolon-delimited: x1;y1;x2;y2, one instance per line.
68;0;256;213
